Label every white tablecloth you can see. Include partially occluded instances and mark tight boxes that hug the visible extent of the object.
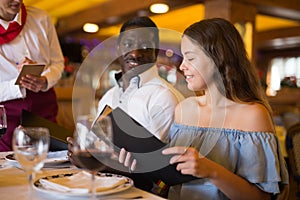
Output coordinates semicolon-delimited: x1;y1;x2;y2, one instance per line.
0;151;166;200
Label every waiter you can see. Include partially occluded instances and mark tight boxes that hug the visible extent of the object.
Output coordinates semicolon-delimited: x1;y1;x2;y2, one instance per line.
0;0;64;151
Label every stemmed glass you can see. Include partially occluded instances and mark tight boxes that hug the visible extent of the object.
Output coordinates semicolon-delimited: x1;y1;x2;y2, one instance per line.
12;126;50;199
0;105;7;138
71;115;114;199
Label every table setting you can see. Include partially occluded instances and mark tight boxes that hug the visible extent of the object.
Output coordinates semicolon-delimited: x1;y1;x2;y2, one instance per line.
0;122;166;200
0;150;166;200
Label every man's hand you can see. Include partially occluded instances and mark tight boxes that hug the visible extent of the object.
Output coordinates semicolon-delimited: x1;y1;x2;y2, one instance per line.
66;137;82;168
118;148;137;173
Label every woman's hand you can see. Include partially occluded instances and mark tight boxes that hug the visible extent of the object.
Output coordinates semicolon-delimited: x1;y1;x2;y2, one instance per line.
163;147;272;200
162;146;212;178
118;148;137;173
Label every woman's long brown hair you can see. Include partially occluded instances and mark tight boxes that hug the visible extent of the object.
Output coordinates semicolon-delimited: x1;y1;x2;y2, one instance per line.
183;18;272;115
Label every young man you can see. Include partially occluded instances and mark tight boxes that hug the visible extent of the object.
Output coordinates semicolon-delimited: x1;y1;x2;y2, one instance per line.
97;16;183;143
68;16;184;193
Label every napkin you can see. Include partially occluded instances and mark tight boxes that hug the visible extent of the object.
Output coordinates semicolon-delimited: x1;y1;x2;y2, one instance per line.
39;171;128;193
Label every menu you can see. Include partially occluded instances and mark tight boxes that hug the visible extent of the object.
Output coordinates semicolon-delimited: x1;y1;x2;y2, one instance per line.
94;106;197;186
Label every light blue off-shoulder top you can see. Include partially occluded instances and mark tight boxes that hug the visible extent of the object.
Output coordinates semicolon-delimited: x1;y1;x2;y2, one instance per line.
167;123;289;200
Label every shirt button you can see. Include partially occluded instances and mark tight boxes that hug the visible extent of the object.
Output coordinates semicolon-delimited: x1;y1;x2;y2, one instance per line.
119;100;122;103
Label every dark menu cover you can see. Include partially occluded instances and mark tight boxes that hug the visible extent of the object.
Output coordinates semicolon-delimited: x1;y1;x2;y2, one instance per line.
97;106;197;186
21;110;73;151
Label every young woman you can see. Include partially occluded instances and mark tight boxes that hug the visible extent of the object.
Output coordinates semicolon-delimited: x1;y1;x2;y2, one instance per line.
160;18;289;200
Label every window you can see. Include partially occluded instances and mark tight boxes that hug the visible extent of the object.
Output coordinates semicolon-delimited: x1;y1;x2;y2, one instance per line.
267;57;300;96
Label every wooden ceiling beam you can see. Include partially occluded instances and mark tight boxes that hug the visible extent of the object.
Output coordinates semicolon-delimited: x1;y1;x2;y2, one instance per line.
56;0;300;38
255;26;300;50
243;0;300;20
56;0;162;36
56;0;202;36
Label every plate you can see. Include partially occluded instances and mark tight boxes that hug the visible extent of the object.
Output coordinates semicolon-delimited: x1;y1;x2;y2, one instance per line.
5;150;70;167
33;172;134;196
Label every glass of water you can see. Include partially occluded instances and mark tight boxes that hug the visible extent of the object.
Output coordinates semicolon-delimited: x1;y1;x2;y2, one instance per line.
12;126;50;199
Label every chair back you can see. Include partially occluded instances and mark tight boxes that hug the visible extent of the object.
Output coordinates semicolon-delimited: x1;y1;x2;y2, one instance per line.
285;122;300;199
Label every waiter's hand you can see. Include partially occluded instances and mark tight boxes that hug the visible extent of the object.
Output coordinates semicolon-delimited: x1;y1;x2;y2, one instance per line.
17;57;48;92
20;75;48;92
17;56;36;71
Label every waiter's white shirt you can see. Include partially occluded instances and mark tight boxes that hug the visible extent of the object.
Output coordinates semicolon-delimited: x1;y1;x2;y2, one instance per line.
0;6;64;102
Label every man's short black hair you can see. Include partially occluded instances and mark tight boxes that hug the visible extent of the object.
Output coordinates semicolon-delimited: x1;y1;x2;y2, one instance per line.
118;16;159;49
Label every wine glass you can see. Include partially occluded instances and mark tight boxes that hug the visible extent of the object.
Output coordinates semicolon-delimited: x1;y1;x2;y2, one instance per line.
71;115;114;199
12;126;50;199
0;105;7;138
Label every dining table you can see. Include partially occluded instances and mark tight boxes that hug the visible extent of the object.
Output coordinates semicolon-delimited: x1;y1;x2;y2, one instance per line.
0;151;167;200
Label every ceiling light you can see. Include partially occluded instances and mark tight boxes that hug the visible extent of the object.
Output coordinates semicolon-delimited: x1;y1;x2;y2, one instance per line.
83;23;99;33
165;49;174;57
150;3;169;14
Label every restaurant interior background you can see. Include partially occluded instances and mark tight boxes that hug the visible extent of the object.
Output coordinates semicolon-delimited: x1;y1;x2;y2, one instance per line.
22;0;300;198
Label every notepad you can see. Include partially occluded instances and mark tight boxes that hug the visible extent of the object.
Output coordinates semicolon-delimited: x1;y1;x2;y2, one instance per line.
15;64;45;85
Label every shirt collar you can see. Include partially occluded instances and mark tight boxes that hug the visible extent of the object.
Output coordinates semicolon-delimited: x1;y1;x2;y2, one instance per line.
0;9;22;30
138;65;159;87
115;65;158;88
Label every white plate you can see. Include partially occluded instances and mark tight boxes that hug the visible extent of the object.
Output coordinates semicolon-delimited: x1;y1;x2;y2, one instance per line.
33;172;134;196
5;150;70;167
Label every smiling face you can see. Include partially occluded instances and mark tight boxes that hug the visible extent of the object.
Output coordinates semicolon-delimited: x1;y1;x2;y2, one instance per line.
117;27;157;74
0;0;22;21
179;35;215;92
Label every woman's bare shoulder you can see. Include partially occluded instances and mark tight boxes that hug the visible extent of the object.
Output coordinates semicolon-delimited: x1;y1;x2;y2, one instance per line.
240;103;270;118
230;103;274;132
